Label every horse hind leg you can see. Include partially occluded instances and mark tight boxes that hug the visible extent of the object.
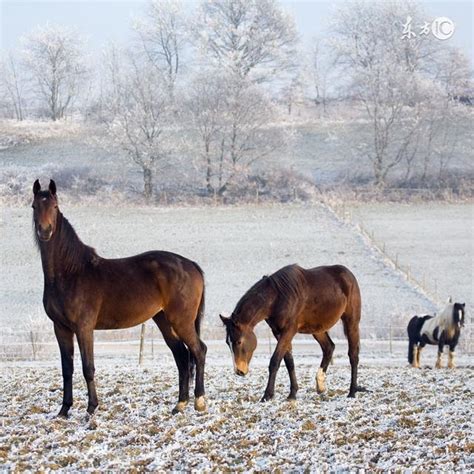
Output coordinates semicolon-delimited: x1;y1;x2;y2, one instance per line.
313;332;335;394
341;312;364;398
153;312;191;414
166;304;207;412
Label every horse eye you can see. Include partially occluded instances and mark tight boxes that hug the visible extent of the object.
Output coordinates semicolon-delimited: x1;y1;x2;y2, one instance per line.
236;340;242;346
31;205;36;209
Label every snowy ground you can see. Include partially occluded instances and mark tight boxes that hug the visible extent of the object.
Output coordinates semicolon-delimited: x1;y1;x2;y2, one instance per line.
1;352;473;471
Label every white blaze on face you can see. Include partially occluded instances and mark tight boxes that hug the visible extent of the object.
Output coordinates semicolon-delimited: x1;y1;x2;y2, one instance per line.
226;334;237;371
458;310;463;327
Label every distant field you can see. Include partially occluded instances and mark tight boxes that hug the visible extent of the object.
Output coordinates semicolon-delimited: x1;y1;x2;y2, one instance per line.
1;116;472;198
348;202;473;313
0;203;437;352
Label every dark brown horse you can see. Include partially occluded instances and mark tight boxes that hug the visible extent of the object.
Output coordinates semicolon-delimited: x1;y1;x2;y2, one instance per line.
32;179;207;416
221;264;363;401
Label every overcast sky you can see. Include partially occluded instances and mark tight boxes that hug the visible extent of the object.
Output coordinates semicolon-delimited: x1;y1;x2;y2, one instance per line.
0;0;472;59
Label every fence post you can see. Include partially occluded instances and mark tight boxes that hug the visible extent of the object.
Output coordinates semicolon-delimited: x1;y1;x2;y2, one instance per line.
389;323;393;354
139;323;146;366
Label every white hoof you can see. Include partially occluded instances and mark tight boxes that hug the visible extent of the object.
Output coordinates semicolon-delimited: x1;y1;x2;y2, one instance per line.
172;401;188;414
316;368;326;394
194;396;207;412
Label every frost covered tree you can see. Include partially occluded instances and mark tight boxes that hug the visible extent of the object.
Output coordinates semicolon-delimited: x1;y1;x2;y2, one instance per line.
195;0;298;84
307;38;334;114
99;47;176;201
21;23;88;120
132;0;189;96
0;52;26;120
187;72;292;195
330;1;438;186
186;72;227;194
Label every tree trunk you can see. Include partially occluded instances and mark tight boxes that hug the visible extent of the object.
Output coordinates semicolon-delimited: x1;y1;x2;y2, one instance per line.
143;167;154;202
205;142;213;195
373;155;385;188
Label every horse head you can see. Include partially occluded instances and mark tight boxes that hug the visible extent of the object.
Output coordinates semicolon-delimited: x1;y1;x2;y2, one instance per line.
453;302;466;328
220;314;257;376
32;179;59;242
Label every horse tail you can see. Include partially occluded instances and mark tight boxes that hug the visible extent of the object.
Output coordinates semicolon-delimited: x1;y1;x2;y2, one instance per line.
190;262;205;377
195;283;205;338
407;316;419;363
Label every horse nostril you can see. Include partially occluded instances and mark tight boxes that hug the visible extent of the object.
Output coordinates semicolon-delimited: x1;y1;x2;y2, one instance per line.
235;369;245;377
38;225;53;240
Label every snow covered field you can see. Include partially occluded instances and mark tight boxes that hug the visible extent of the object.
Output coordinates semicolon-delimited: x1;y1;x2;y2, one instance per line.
1;198;472;470
349;202;473;313
1;353;473;471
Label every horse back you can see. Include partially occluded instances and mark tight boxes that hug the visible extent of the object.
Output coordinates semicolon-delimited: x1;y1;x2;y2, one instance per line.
293;265;361;333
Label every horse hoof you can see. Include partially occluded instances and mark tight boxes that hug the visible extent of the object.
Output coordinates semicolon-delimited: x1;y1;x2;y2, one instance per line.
316;368;326;394
287;394;297;401
347;392;356;398
172;401;188;415
194;396;207;412
316;385;326;394
260;395;273;402
56;406;70;419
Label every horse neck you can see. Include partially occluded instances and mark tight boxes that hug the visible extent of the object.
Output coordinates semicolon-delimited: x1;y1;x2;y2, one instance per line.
234;280;277;328
39;212;89;281
435;304;455;331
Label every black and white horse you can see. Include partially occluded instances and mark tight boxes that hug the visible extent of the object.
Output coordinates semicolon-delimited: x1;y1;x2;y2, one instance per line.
407;299;465;368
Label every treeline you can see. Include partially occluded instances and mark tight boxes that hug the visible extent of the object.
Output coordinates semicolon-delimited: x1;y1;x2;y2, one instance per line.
0;0;472;198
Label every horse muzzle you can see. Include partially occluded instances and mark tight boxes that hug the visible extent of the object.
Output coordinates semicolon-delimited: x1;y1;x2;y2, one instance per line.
235;368;248;377
37;227;53;241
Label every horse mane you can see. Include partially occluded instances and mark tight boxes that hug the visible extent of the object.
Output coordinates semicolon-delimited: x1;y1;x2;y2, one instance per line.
267;264;305;303
34;212;98;274
231;265;304;320
435;302;457;332
232;276;269;318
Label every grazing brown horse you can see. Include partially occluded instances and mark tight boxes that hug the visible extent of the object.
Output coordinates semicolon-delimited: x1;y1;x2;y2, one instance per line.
221;264;363;401
32;179;207;416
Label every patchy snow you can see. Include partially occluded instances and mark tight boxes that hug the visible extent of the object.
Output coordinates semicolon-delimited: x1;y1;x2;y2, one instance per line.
0;353;472;471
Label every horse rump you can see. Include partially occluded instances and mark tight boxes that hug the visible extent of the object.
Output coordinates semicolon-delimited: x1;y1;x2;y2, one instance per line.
407;315;431;363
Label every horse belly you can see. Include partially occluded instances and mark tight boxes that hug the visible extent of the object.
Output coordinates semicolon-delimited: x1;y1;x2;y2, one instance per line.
297;306;344;334
96;287;164;330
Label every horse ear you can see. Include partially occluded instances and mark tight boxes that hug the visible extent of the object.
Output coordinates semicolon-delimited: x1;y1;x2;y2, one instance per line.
49;179;57;196
33;179;41;195
447;296;452;303
220;314;230;326
462;303;465;308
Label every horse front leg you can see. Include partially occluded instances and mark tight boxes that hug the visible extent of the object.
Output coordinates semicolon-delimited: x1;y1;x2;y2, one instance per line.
54;323;74;418
76;329;98;415
267;324;298;400
448;341;458;369
313;332;335;393
261;329;296;402
436;335;446;369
